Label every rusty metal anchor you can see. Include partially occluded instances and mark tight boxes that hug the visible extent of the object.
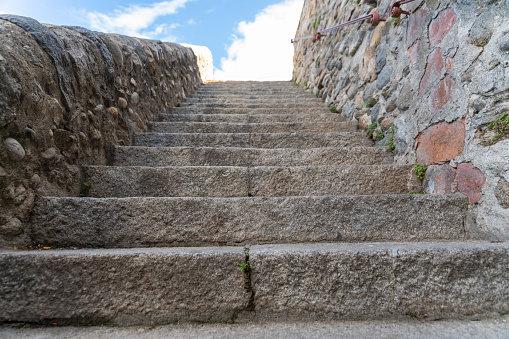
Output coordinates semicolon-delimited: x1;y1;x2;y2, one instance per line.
390;0;417;18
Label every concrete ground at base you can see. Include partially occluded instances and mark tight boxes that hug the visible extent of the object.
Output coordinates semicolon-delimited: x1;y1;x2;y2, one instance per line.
1;317;509;339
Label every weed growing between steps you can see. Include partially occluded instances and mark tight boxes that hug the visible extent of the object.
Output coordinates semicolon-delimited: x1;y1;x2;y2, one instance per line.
231;247;255;322
414;165;428;180
79;182;91;197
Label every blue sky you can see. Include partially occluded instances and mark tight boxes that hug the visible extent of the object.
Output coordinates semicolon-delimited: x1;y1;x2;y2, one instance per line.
0;0;304;80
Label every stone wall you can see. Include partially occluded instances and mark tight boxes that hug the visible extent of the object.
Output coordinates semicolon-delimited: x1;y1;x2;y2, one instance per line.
293;0;509;239
0;15;203;248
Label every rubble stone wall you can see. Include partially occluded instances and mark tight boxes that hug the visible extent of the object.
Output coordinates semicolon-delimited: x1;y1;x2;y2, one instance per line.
0;15;203;248
293;0;509;240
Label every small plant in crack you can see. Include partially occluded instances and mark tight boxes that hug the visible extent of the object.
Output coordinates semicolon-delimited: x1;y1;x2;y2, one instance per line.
330;106;337;113
475;39;489;47
482;113;509;145
237;261;252;272
414;164;428;180
366;123;377;139
407;311;428;319
391;17;400;26
374;130;385;141
384;124;395;152
362;102;371;109
79;182;91;197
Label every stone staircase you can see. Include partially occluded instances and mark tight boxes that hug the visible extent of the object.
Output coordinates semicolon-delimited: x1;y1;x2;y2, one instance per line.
1;81;508;326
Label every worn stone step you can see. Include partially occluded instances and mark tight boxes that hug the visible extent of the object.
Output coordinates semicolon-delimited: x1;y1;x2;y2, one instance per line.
188;93;318;100
198;82;298;90
4;318;509;338
183;98;323;105
30;194;468;248
193;90;310;97
179;103;324;109
248;242;509;321
169;107;331;115
0;247;248;326
82;165;418;198
160;113;346;123
148;122;356;134
2;242;506;325
205;81;294;86
134;132;372;148
113;147;393;167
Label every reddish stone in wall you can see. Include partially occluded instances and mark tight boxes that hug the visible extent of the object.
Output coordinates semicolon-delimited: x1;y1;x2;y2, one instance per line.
429;75;455;113
456;163;486;203
409;40;421;64
407;8;427;44
416;119;465;165
425;164;458;194
429;8;457;47
419;49;444;96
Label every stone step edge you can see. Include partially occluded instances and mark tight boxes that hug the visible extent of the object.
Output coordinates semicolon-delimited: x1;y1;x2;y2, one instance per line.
114;145;384;151
83;164;407;170
30;194;468;249
2;241;507;325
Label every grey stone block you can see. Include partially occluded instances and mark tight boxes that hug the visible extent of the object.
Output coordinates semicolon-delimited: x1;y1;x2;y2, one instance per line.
160;113;346;123
113;146;393;167
0;247;249;325
30;194;467;248
169;107;331;115
83;164;416;198
250;242;509;321
148;122;356;134
134;132;372;148
179;103;324;109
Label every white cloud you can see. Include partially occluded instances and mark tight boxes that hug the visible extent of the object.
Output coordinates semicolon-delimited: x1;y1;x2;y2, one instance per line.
85;0;190;38
187;18;196;25
214;0;304;81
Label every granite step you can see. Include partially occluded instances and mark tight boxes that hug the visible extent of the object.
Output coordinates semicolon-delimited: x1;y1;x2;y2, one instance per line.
188;93;318;100
148;122;356;134
134;132;372;148
179;103;324;109
248;241;509;321
30;194;467;248
160;113;346;123
2;241;507;325
113;146;393;167
82;165;419;198
0;247;248;326
169;107;331;115
182;97;323;105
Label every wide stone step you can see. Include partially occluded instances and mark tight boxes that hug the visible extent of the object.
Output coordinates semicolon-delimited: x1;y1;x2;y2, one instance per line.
113;147;393;167
148;122;356;134
248;242;509;321
169;107;331;115
191;90;314;97
0;247;248;326
161;113;346;123
183;98;323;105
188;93;317;100
134;132;372;148
82;165;418;198
30;194;467;248
193;87;310;94
180;103;324;109
3;242;507;325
